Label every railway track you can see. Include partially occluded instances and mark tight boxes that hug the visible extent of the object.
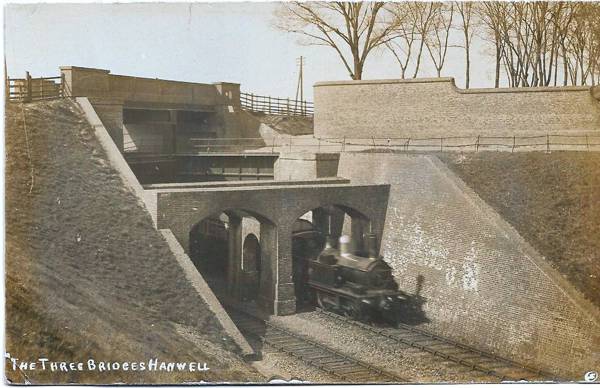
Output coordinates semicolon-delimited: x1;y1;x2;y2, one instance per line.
227;307;408;383
317;308;558;382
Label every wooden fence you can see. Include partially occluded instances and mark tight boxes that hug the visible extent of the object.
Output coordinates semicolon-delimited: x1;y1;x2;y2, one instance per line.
240;92;313;117
6;72;65;102
184;134;600;154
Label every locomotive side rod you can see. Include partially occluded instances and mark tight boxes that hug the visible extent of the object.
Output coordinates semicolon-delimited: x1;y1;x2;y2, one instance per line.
316;308;558;382
226;306;409;383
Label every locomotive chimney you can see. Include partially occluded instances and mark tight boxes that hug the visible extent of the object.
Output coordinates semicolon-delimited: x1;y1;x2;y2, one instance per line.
364;232;379;259
339;235;352;256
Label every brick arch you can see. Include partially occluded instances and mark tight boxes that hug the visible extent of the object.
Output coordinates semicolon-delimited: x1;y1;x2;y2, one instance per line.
190;207;277;230
285;201;375;228
155;183;390;315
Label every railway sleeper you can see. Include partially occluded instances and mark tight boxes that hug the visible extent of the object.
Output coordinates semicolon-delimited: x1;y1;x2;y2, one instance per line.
265;336;305;346
329;366;372;375
300;353;337;362
316;358;353;367
427;342;461;351
342;373;377;381
262;334;296;343
323;360;357;368
287;345;319;353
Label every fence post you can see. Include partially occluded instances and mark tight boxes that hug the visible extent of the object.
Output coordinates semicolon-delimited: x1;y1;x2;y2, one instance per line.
512;136;516;153
342;136;346;152
5;76;9;102
475;135;480;152
372;136;376;150
268;96;271;114
250;93;254;111
60;73;65;98
406;138;410;152
546;134;550;153
25;71;32;103
440;137;443;152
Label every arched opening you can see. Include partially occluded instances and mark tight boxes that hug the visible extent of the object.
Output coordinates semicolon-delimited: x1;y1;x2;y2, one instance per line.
189;213;229;279
189;209;275;306
291;204;374;312
241;233;261;302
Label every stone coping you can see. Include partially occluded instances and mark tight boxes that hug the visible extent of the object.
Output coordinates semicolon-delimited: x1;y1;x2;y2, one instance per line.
314;77;592;94
148;182;385;194
60;66;240;88
143;177;350;190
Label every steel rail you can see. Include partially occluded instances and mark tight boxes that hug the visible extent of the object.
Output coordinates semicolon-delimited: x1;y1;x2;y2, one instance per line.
227;307;408;383
316;308;558;382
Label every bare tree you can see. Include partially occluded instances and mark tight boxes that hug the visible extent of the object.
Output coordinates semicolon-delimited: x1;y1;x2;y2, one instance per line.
477;2;509;87
385;3;420;79
455;2;476;88
424;3;455;78
275;2;399;80
410;2;437;78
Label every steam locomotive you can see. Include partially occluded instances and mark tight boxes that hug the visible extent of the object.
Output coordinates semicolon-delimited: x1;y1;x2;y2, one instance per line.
292;220;408;322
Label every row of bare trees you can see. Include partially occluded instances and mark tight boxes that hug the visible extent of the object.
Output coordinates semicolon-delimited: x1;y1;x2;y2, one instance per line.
275;1;600;88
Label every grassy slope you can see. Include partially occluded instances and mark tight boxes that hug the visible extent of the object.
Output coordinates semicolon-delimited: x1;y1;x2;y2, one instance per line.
5;100;262;384
441;152;600;308
253;113;313;136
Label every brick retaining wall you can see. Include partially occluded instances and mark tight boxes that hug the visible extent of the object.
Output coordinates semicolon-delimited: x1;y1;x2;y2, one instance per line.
314;78;600;138
337;153;600;379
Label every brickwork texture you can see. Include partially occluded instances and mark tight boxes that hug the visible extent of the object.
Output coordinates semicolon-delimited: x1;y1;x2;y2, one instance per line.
314;78;600;139
337;153;599;379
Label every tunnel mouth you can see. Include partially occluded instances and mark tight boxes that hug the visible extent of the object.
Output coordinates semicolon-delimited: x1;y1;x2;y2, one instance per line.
189;213;230;283
189;208;275;309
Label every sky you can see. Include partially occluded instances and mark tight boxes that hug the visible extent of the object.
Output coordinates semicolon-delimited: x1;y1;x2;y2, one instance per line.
4;2;498;100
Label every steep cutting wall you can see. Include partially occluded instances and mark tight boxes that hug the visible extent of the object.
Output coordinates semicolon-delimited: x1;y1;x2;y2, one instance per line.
5;99;261;383
337;153;599;379
314;78;600;138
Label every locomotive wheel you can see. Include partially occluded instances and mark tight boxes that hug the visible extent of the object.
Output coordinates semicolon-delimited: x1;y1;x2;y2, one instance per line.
345;300;366;322
316;291;333;311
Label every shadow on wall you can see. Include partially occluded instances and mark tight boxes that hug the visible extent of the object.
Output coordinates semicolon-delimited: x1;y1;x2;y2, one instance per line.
395;275;429;326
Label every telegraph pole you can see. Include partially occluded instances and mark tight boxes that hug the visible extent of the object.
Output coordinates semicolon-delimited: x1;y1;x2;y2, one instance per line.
295;56;304;114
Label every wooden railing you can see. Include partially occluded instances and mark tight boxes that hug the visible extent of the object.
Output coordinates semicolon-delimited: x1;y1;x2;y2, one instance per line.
182;134;600;154
6;72;65;102
240;92;313;117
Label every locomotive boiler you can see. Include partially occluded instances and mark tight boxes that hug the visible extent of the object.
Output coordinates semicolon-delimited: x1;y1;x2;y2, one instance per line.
292;220;407;322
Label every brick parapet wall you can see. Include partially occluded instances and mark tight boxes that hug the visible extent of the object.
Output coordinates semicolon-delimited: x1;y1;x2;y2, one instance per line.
314;78;600;138
336;153;599;379
61;66;239;107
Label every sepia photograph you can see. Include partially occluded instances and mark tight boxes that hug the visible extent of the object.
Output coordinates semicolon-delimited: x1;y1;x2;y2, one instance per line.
3;0;600;384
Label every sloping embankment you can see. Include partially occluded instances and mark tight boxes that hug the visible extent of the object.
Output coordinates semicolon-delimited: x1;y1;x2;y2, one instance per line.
5;100;262;384
251;113;313;136
336;152;598;378
440;152;600;308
